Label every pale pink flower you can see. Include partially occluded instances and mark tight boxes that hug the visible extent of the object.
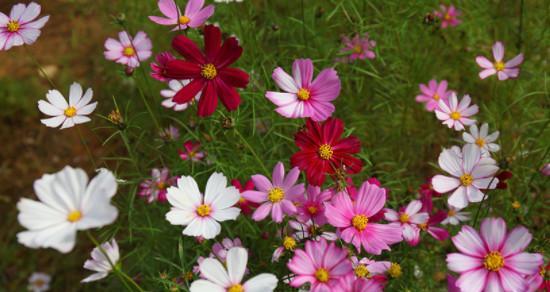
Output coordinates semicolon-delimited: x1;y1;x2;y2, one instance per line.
287;238;353;292
294;185;331;225
139;167;177;203
541;164;550;176
385;200;429;246
340;33;376;61
415;79;452;112
441;205;470;225
149;0;214;31
447;218;543;292
212;237;243;262
159;125;180;141
150;51;175;82
81;239;120;283
337;274;385;292
463;123;500;156
325;181;402;254
242;162;305;223
434;4;461;28
432;144;499;209
104;31;152;69
161;79;200;111
435;93;478;131
350;256;388;280
0;2;49;51
265;59;341;121
476;41;523;80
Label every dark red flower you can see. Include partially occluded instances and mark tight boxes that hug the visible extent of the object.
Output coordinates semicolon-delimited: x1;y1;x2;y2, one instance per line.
164;25;249;116
291;118;363;186
150;51;175;82
496;170;513;189
419;210;449;241
231;179;259;216
418;176;442;198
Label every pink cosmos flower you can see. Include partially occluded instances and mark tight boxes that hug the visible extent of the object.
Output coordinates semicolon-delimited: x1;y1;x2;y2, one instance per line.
350;256;389;281
340;33;376;61
476;41;524;80
149;0;214;31
242;162;305;223
287;238;353;292
526;262;548;292
0;2;49;51
447;275;460;292
337;274;385;292
265;59;341;121
385;200;429;246
212;237;243;262
139;167;177;203
325;181;402;254
415;79;452;112
104;31;152;69
434;4;461;28
294;185;332;225
447;217;543;292
432;144;499;209
150;51;175;82
435;93;478;131
179;140;206;161
541;163;550;176
419;210;449;242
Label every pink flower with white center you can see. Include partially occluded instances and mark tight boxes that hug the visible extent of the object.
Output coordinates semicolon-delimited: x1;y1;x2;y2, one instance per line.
139;167;177;203
441;205;470;225
340;33;376;61
165;172;241;239
161;80;201;111
463;123;500;156
294;185;331;225
289;220;337;242
447;217;543;292
432;144;500;209
434;4;461;29
212;237;243;262
325;181;402;254
435;93;478;131
0;2;49;51
287;238;353;292
149;0;214;31
242;162;305;223
150;51;175;82
476;41;524;80
265;58;341;121
104;31;152;69
415;79;452;112
385;200;429;246
178;140;205;162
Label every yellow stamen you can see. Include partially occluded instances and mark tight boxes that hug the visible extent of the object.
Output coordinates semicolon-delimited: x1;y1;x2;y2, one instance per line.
354;264;370;278
447;209;456;217
200;63;217;80
227;284;244;292
296;88;311;101
7;20;20;32
318;144;333;160
399;213;409;223
388;263;402;278
156;181;166;189
32;279;46;287
352;214;368;231
475;138;485;147
443;13;451;21
315;268;329;283
268;187;285;203
64;106;77;117
459;174;473;186
283;236;296;250
67;210;82;222
179;15;190;25
353;45;362;54
433;93;440;101
511;200;521;209
419;223;428;231
494;61;505;71
307;205;318;215
484;251;504;272
196;204;211;217
123;46;135;57
450;111;461;120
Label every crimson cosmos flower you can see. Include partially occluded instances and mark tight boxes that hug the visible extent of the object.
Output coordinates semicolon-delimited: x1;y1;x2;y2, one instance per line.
291;118;363;186
164;25;249;116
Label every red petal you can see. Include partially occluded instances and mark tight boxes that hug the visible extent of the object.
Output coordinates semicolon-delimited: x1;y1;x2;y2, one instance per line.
203;25;221;62
322;118;344;145
215;79;241;111
214;37;243;68
165;60;202;79
332;136;361;153
172;35;206;64
173;78;205;104
219;68;249;88
197;81;218;117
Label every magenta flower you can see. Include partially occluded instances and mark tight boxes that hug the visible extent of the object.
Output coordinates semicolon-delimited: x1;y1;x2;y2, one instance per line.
447;218;543;292
0;2;49;51
149;0;214;31
150;51;175;82
435;93;478;131
434;4;461;28
337;274;385;292
476;41;524;80
340;33;376;61
104;31;152;69
294;185;332;225
139;167;177;203
325;181;402;254
415;79;452;112
385;200;429;246
178;140;205;161
265;59;341;121
419;210;449;242
242;162;305;223
287;238;352;292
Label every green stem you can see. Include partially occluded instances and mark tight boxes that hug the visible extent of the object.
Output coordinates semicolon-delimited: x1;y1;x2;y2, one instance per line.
119;129;141;172
234;127;269;175
24;46;56;89
77;126;98;169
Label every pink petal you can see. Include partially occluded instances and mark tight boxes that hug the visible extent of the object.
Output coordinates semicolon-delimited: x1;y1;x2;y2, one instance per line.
480;217;506;251
251;203;272;221
158;0;179;18
149;15;177;25
185;0;204;15
265;91;298;107
452;225;486;257
19;2;41;23
479;68;496;79
271;162;285;186
275;100;305;119
456;269;488;292
501;226;532;256
492;41;504;62
505;54;523;68
497;71;509;80
271;203;283;222
292;59;314;88
310;68;341;101
404;200;422;215
446;253;483;273
251;174;273;192
272;67;299;93
504;252;543;275
499;268;528;292
188;6;215;28
476;56;494;69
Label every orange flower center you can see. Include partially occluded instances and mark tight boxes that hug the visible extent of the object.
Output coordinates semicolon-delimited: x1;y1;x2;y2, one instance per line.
460;174;473;186
296;88;311;101
201;63;217;79
399;213;409;223
353;45;362;54
307;205;318;215
179;15;190;25
283;236;296;250
450;111;461;120
123;46;135;57
64;106;77;117
196;204;211;217
352;214;368;231
228;284;244;292
67;210;82;222
475;138;485;147
354;264;370;278
268;187;285;203
433;93;440;101
315;268;329;283
447;209;456;217
484;251;504;272
7;20;20;32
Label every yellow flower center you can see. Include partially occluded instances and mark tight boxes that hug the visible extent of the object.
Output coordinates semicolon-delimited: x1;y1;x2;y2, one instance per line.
227;284;244;292
419;223;428;231
32;279;46;287
450;111;461;120
315;268;329;283
64;106;77;117
511;200;521;209
123;46;135;57
444;13;452;21
179;15;190;25
494;61;505;71
283;236;296;250
475;138;486;147
353;45;362;54
296;88;311;101
399;213;409;223
484;251;504;272
196;204;211;217
307;205;318;215
7;20;20;32
352;214;368;231
67;210;82;222
354;264;370;278
318;144;333;160
540;265;546;277
433;93;440;101
201;63;217;80
460;174;473;186
268;187;285;203
388;263;402;278
448;209;456;217
156;181;167;189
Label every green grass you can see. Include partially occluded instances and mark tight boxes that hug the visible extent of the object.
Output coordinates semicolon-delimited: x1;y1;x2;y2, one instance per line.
1;0;549;291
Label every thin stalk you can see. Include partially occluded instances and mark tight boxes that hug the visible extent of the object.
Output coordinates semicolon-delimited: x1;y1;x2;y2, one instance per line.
77;126;98;169
24;46;56;89
472;176;498;227
119;129;141;172
234;128;269;174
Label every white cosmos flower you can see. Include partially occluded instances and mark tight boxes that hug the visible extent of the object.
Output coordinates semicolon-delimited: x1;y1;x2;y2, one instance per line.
190;247;278;292
28;272;51;292
82;239;120;283
38;82;97;129
432;144;499;209
462;123;500;156
160;79;200;111
166;172;241;239
17;166;118;253
441;206;470;225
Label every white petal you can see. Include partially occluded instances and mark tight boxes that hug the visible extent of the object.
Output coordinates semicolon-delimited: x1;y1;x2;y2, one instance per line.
38;100;63;116
243;274;278;292
41;115;66;128
190;280;225;292
77;102;97;115
68;82;83;106
438;148;463;177
448;187;468;209
204;172;227;205
462;144;481;173
211;207;240;222
76;88;94;108
17;198;66;229
45;89;68;109
226;247;247;284
200;258;232;287
166;209;195;225
81;272;108;283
